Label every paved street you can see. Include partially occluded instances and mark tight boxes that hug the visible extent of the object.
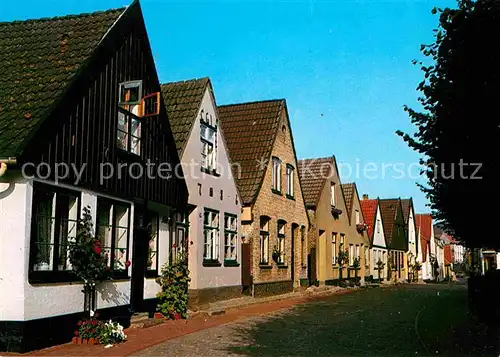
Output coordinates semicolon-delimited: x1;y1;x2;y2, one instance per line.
133;284;499;357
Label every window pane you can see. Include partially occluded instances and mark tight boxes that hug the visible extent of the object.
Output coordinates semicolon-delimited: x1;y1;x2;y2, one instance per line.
33;191;55;271
131;136;141;155
148;214;159;271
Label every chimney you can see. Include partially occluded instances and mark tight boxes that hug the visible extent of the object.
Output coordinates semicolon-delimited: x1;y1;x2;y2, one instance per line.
362;194;369;200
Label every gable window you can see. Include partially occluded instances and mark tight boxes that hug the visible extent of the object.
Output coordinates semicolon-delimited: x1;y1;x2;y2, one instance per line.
203;209;220;262
377;219;381;234
260;217;270;265
97;199;130;275
117;109;141;155
117;81;143;155
30;184;80;279
277;220;286;264
200;110;217;172
272;157;282;193
332;233;337;265
147;212;160;273
355;210;360;224
330;183;336;206
286;164;294;198
224;214;238;261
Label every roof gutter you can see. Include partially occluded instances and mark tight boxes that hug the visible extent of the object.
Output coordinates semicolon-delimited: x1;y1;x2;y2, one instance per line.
0;158;17;177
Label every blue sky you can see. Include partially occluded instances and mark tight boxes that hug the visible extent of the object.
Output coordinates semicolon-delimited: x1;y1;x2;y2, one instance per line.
0;0;456;212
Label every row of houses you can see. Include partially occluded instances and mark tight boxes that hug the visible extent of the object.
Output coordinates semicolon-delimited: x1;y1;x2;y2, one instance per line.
0;0;465;352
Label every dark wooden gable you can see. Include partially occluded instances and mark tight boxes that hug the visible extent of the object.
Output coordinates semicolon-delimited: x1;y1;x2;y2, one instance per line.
20;2;188;209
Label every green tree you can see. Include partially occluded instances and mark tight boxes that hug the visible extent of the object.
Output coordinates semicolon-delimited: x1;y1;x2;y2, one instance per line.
397;0;500;249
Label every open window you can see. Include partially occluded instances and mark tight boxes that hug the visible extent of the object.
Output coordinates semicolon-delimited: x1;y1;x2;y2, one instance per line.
141;92;161;117
117;109;141;155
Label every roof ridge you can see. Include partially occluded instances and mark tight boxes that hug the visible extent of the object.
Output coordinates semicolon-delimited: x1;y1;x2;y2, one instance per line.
0;6;126;25
219;98;285;108
161;77;210;87
298;156;335;163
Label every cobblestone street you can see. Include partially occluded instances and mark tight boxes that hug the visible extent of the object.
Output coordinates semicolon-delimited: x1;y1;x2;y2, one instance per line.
133;284;499;357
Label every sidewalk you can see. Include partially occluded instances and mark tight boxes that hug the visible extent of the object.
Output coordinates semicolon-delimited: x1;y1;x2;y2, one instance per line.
8;287;358;357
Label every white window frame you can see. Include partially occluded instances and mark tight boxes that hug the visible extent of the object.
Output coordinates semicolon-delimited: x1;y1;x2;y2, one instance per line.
286;165;294;197
203;209;220;261
330;182;336;206
201;123;217;171
355;210;360;224
272;157;282;192
260;217;270;264
224;214;238;261
277;221;286;264
349;244;355;266
332;233;337;265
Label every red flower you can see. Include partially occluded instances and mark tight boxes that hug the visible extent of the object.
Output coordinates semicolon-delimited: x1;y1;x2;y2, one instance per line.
92;320;96;325
125;260;131;268
173;312;181;320
173;244;177;249
77;320;82;326
74;330;79;336
95;240;102;246
93;245;102;255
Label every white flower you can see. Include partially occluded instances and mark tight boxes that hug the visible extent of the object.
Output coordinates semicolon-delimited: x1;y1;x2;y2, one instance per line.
90;310;95;317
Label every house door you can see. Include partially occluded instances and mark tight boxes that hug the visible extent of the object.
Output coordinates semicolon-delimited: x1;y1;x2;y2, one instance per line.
130;208;150;312
241;242;252;295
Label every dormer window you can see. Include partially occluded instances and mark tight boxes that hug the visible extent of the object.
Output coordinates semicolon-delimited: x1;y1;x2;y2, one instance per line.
200;110;217;173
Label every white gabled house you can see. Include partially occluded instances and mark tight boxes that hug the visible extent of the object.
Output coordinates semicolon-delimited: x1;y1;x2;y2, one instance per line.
401;199;418;281
360;197;388;282
161;78;242;310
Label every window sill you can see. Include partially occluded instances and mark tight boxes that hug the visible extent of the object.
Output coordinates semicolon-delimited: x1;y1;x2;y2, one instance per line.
259;263;272;269
285;194;295;200
201;167;221;177
116;148;142;162
271;189;282;196
277;264;288;269
28;271;130;285
224;260;240;267
203;260;222;267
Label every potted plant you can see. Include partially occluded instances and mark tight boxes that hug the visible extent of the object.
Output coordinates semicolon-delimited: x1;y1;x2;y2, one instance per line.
337;249;349;280
73;316;104;345
352;257;361;283
98;320;127;346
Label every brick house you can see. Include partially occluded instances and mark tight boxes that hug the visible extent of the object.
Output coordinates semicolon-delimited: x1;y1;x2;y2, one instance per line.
360;197;388;282
161;78;242;309
218;100;308;297
298;156;357;285
0;1;189;351
379;199;408;282
341;183;370;282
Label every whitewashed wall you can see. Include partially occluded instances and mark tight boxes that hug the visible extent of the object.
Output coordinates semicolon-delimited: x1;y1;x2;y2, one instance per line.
370;206;387;279
181;88;242;291
0;179;134;321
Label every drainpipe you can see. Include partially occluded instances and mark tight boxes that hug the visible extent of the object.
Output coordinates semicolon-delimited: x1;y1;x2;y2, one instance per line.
0;158;17;177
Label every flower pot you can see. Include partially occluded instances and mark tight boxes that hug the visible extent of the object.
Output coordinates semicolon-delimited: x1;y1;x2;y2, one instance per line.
72;337;99;345
154;312;165;319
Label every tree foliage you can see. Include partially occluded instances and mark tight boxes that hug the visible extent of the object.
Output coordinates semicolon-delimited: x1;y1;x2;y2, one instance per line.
397;0;500;249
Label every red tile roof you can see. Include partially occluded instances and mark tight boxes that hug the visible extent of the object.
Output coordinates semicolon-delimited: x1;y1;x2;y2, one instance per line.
360;199;377;244
416;214;432;262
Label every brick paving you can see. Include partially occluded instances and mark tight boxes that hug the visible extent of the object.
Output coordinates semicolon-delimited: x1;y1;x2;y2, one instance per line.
15;290;354;357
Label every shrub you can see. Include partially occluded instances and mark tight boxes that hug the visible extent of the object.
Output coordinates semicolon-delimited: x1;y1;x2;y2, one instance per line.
156;253;191;319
